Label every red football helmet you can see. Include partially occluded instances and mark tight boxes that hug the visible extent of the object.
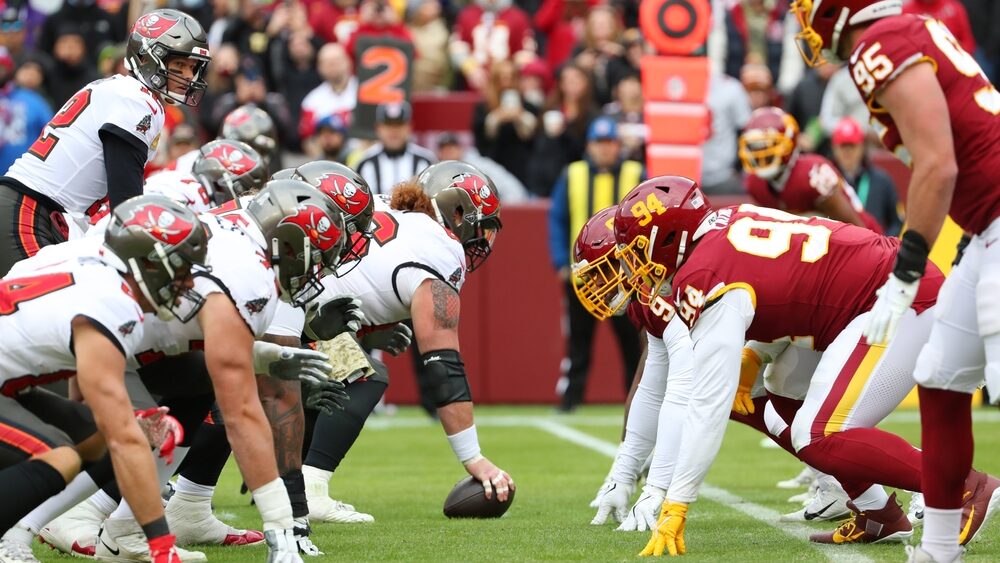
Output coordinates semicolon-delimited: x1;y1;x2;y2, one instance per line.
572;206;630;321
791;0;902;66
614;176;712;305
738;107;800;180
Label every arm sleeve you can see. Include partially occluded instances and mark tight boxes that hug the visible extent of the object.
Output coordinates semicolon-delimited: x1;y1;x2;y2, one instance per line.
645;317;696;490
547;171;570;270
99;125;148;210
666;289;754;503
611;330;671;484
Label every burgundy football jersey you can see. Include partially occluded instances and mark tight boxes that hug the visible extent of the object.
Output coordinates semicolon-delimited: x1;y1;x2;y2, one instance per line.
744;153;883;233
850;14;1000;235
669;205;942;350
626;299;670;339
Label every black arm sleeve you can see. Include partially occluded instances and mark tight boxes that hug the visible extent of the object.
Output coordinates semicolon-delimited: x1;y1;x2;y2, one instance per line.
99;124;148;211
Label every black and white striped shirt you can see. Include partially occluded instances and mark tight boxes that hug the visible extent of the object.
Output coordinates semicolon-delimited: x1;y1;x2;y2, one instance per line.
354;142;437;195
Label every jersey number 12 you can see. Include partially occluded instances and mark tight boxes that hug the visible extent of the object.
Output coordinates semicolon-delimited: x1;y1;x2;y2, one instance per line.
29;89;92;161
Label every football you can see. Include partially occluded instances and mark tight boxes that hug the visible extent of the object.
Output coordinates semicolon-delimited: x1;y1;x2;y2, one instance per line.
443;476;515;518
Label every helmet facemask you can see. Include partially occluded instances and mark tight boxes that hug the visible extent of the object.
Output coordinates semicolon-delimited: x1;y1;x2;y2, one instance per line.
572;250;632;321
129;242;208;322
130;42;210;106
739;130;794;180
269;213;346;307
463;215;501;273
791;0;829;67
615;232;671;306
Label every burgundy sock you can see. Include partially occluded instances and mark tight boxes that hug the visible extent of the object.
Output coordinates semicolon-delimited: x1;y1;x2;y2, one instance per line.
919;386;973;509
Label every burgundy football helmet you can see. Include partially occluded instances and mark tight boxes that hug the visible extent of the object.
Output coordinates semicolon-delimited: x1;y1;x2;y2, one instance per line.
738;107;800;181
572;205;630;320
614;176;713;305
791;0;902;66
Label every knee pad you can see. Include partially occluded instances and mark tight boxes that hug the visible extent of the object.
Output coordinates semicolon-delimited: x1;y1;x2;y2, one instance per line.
762;400;788;438
977;267;1000;336
418;350;472;408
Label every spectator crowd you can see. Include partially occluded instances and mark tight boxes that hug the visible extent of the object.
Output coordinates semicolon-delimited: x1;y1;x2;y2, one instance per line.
0;0;997;407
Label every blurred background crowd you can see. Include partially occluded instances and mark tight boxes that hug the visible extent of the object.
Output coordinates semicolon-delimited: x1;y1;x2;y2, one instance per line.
0;0;997;409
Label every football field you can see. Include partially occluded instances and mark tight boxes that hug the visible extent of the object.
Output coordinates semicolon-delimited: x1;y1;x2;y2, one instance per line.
33;405;1000;562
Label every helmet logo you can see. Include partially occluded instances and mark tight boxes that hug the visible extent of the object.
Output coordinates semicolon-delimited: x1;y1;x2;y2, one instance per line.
279;204;341;251
450;173;499;216
225;109;253;128
122;204;194;245
318;173;370;217
133;13;180;40
204;144;257;175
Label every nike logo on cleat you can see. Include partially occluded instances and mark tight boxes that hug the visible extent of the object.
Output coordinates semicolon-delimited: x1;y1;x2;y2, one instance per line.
99;538;120;556
804;501;838;521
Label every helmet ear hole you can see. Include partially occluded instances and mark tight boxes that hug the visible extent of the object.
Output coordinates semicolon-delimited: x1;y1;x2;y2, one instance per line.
662;232;676;247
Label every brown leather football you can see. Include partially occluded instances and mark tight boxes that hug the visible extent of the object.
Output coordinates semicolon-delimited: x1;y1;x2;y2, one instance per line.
443;476;515;518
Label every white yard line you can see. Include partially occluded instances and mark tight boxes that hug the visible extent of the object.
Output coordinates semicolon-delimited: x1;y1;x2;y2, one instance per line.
531;419;876;563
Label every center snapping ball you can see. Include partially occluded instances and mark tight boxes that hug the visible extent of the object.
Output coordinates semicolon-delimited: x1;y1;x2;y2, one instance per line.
443;476;515;518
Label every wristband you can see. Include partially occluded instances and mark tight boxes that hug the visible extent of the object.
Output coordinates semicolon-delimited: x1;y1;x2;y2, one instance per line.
893;230;930;283
447;425;482;465
252;478;294;532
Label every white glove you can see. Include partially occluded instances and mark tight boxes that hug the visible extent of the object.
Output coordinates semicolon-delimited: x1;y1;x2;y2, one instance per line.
134;407;183;464
361;323;413;356
253;341;332;385
590;474;613;508
591;481;631;525
617;484;666;532
265;529;303;563
863;273;919;345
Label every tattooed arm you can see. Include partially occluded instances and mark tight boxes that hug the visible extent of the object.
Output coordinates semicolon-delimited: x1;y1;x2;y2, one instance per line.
256;333;305;475
410;278;468;435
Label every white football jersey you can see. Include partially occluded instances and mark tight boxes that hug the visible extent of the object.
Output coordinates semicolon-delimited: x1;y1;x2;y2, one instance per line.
0;241;145;395
6;74;165;214
320;209;466;326
145;170;213;213
129;213;279;369
164;148;199;173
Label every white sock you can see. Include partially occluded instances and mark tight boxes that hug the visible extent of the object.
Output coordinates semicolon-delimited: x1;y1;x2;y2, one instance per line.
303;465;332;485
922;507;962;562
19;473;99;533
852;485;890;512
89;490;119;516
173;476;215;499
110;500;134;520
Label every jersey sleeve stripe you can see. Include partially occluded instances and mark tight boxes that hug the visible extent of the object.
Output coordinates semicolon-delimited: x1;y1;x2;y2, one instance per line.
706;282;757;309
192;271;255;336
390;261;451;304
868;54;937;113
70;315;127;357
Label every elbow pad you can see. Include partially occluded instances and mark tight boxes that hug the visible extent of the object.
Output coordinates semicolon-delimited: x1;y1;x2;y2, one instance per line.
418;350;472;407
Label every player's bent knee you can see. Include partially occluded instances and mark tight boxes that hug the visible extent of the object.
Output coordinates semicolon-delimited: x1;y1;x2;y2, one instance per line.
762;400;788;438
33;446;82;483
418;350;472;408
74;432;107;463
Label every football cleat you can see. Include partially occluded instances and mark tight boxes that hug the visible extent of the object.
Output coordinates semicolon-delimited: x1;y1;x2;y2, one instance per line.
777;466;815;490
0;525;39;563
958;470;1000;545
780;477;850;522
165;491;264;546
908;492;925;527
38;498;108;557
905;545;964;563
304;467;372;523
95;518;206;562
809;493;913;544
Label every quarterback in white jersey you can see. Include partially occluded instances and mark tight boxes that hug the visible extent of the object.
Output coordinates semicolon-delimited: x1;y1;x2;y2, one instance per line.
0;9;210;276
0;196;209;562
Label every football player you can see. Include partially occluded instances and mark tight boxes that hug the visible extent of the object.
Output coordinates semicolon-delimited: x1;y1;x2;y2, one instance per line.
739;106;882;232
0;196;209;563
301;161;514;522
611;177;997;557
221;106;281;171
792;2;1000;562
0;9;210;275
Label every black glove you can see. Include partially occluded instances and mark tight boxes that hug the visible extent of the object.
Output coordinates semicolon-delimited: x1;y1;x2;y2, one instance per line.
303;378;350;416
361;323;413;356
305;296;365;341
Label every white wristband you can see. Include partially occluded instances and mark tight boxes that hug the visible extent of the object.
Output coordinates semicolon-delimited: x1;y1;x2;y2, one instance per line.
251;478;294;532
447;425;482;465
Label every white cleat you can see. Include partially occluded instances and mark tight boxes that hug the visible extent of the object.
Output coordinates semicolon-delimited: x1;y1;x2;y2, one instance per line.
165;491;264;547
303;466;372;523
908;492;925;527
94;518;206;562
38;499;108;558
780;478;850;522
0;526;39;563
905;545;964;563
777;466;815;490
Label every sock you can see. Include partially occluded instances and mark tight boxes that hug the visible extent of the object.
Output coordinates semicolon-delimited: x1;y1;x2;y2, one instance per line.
140;515;169;540
796;427;921;491
922;507;962;562
852;484;890;511
110;500;134;520
173;476;215;499
304;379;386;472
89;490;119;516
19;471;98;533
0;459;67;532
919;387;972;509
177;421;231;488
282;469;308;519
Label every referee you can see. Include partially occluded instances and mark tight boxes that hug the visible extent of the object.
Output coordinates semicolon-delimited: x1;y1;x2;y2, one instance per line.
353;101;436;195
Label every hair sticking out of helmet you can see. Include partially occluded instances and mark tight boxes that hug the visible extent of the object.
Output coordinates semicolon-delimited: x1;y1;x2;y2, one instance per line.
573;205;631;320
390;179;435;216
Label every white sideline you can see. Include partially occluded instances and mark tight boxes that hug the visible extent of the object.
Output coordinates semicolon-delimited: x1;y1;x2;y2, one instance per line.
531;419;876;563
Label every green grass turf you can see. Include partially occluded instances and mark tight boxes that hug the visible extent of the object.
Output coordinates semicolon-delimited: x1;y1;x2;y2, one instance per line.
31;405;1000;561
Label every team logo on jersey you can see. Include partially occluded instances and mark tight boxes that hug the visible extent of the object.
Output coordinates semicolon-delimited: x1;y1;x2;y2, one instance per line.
449;174;499;216
132;13;179;40
122;204;195;246
279;205;342;251
317;173;370;217
118;320;137;336
136;114;152;134
244;297;269;314
204;144;257;175
448;267;463;285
